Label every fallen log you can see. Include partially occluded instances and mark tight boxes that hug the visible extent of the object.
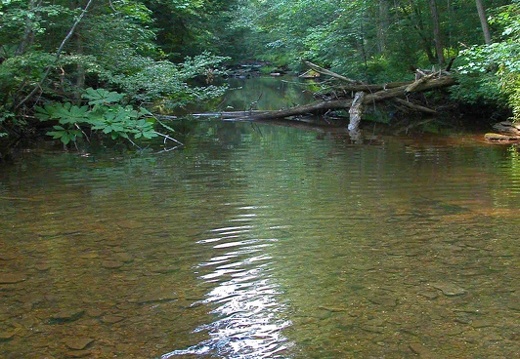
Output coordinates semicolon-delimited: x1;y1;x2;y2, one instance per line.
247;75;455;121
303;60;361;84
325;81;412;94
188;62;457;125
245;99;353;121
393;98;437;114
484;133;520;143
190;110;266;119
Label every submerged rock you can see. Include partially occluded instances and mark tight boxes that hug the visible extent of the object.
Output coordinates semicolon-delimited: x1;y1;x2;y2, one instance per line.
49;309;85;324
101;315;125;324
431;282;466;296
101;260;124;269
367;291;398;307
0;273;26;284
418;290;439;300
135;292;178;305
65;350;92;358
0;330;16;341
409;342;435;358
64;337;93;350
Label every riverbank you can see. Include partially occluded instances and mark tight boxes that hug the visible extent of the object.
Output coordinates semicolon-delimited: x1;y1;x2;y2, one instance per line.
0;74;512;163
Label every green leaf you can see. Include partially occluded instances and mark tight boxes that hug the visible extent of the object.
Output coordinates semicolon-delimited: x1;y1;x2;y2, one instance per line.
46;128;81;145
142;130;157;139
35;102;89;124
83;87;125;105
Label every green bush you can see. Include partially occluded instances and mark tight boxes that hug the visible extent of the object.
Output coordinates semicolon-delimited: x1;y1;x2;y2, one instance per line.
35;88;161;147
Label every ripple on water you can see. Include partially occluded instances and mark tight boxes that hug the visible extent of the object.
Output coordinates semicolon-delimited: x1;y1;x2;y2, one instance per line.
162;208;292;359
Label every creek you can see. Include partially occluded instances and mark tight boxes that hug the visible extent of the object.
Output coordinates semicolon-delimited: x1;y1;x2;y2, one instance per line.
0;77;519;358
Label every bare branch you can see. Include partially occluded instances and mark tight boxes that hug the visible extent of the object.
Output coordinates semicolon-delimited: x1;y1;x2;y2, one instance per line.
15;0;95;110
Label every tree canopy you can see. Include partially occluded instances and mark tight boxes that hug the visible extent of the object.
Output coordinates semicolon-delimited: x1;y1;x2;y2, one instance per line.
1;0;519;153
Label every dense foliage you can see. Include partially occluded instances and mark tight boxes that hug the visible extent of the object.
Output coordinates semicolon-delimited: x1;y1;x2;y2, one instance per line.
229;0;518;120
1;0;519;155
232;1;507;75
455;0;520;121
0;0;230;150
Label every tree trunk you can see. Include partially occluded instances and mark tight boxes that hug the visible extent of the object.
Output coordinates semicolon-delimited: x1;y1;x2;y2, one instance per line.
245;76;456;122
400;1;436;63
16;0;40;55
429;0;445;65
476;0;492;44
377;0;390;53
15;0;95;109
72;0;85;104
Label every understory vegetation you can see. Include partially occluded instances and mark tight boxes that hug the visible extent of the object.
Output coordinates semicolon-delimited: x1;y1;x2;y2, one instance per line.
1;0;519;156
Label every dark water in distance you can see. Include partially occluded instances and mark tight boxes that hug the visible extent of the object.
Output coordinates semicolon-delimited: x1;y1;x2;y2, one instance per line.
1;85;520;358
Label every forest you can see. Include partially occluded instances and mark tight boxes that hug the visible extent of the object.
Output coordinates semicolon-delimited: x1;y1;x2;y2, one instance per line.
1;0;519;158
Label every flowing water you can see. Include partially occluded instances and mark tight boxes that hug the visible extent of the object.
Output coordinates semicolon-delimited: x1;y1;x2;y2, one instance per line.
1;78;519;359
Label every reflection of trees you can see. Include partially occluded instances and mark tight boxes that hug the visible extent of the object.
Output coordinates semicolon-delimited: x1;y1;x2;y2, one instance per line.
206;132;520;357
4;121;519;358
221;77;314;111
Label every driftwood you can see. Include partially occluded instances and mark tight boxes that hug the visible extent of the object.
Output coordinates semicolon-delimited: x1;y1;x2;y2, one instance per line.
324;81;412;94
304;60;361;84
190;110;266;119
246;75;455;121
393;98;437;114
191;62;456;127
485;122;520;143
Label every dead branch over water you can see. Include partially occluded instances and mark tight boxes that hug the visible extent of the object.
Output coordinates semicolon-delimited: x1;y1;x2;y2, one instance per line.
193;62;456;129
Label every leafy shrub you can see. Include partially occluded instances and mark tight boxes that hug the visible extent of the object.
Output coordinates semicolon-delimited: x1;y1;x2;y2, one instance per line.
454;1;520;121
35;88;165;147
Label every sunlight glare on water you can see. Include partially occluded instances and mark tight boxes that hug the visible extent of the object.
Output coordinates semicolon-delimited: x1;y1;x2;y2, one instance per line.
162;205;293;359
0;120;519;359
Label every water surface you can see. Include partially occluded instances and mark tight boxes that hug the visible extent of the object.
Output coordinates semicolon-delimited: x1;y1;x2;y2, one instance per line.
1;121;519;359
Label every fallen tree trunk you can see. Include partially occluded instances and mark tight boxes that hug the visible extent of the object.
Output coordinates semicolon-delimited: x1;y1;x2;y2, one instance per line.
191;62;457;124
393;98;437;115
304;60;361;84
245;99;352;121
246;75;455;121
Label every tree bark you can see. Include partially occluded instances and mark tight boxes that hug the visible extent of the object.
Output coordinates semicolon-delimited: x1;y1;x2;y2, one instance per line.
400;1;437;63
348;92;365;140
476;0;492;44
429;0;445;65
393;98;437;114
16;0;41;55
245;76;455;121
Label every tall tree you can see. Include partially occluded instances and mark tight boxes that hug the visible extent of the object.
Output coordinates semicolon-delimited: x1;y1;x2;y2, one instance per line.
476;0;492;44
377;0;390;53
429;0;445;65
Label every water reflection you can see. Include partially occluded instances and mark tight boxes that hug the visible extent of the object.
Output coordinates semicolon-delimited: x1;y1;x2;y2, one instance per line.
162;205;292;359
221;77;315;111
1;122;520;358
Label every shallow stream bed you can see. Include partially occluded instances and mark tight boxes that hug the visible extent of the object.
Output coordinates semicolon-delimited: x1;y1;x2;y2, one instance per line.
1;119;519;358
